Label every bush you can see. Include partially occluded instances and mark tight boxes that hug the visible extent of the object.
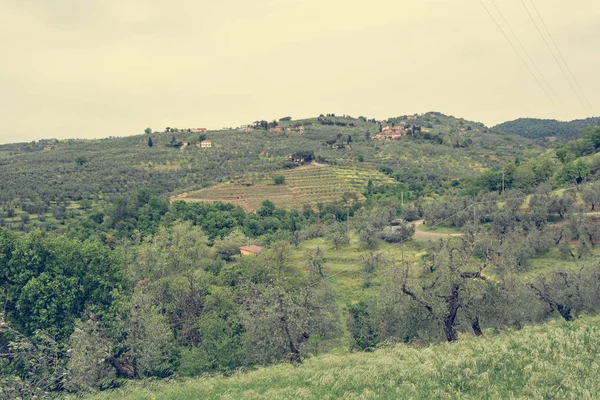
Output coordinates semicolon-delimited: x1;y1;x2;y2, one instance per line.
273;175;285;185
379;223;415;243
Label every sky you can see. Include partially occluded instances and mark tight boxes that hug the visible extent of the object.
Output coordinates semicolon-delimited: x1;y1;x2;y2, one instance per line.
0;0;599;144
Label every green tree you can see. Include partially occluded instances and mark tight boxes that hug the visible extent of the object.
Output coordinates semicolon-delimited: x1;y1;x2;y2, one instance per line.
556;160;590;184
75;156;88;166
127;298;180;378
65;318;117;392
212;229;248;261
0;229;126;340
581;183;600;211
384;235;500;342
144;127;152;134
273;175;285;185
147;137;153;147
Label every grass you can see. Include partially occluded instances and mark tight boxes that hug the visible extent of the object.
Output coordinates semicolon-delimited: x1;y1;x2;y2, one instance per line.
76;316;600;400
417;222;461;235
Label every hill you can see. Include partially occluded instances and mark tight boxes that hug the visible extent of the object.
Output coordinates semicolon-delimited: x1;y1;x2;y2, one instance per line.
0;112;539;233
77;317;600;400
493;117;600;142
171;164;397;211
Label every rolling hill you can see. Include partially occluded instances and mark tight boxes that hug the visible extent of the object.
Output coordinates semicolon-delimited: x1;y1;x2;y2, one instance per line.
493;117;600;142
0;112;540;233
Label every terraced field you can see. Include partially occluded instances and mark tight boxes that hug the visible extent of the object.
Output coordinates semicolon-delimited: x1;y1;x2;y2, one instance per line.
171;164;397;211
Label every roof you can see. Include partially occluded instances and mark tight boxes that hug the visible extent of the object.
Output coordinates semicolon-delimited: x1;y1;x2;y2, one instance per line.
240;245;265;254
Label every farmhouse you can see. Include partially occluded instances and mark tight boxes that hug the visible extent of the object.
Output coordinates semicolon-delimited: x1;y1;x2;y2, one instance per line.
200;140;212;148
286;125;305;133
269;126;283;132
374;127;408;140
193;128;207;133
240;245;265;256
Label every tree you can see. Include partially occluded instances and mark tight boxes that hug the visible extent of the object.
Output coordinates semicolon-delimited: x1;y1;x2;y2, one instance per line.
65;318;117;392
75;156;88;166
386;235;500;342
20;213;29;223
527;268;593;321
547;193;575;220
243;276;339;364
212;229;247;261
127;298;180;378
0;316;64;399
144;127;152;135
366;179;374;195
581;183;600;211
556;160;590;184
147;137;153;147
0;229;126;341
273;175;285;185
304;247;326;278
126;222;211;282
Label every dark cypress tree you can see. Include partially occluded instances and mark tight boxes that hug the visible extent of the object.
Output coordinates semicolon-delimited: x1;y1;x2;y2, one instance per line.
148;137;153;147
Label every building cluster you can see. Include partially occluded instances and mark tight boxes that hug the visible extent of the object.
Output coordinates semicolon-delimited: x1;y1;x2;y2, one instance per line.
286;125;305;133
374;126;409;140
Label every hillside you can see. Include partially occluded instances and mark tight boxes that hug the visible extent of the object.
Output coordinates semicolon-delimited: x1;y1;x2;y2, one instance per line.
77;317;600;400
171;164;397;211
493;117;600;142
0;112;539;233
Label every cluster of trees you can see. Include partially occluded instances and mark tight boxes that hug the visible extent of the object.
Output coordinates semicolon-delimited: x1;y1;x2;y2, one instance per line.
0;224;341;396
493;117;600;141
349;224;600;350
472;126;600;195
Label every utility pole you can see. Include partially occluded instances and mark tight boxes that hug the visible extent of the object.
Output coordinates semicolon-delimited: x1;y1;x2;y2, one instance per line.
401;191;404;206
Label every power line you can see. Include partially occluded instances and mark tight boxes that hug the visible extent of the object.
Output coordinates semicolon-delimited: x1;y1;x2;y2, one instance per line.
528;0;595;114
478;0;557;107
488;0;565;110
519;0;591;114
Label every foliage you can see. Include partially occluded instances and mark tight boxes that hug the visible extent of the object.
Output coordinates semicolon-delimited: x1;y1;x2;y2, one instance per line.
493;117;600;141
0;228;127;340
77;317;600;400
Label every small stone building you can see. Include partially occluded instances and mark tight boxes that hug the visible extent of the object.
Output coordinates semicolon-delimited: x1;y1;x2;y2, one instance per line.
240;245;265;256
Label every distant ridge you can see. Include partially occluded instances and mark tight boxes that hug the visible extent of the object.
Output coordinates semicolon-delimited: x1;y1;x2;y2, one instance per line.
493;117;600;141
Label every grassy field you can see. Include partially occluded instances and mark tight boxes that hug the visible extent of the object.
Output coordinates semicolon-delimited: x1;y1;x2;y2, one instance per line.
76;316;600;400
171;164;397;211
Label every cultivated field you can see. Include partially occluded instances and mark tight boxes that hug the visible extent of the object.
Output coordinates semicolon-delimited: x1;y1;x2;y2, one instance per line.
171;164;397;211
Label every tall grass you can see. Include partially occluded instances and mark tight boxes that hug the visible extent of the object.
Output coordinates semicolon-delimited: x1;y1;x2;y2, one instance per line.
76;317;600;400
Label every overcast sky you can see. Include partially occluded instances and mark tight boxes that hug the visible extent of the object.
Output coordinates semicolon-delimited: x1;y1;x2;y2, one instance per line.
0;0;598;144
